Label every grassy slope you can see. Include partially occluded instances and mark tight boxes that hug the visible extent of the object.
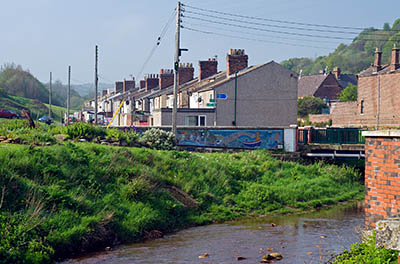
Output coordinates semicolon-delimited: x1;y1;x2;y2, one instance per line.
44;103;77;122
0;143;364;263
0;93;77;122
0;95;48;118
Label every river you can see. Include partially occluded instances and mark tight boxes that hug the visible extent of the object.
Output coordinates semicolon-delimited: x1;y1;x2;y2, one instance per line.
62;203;364;264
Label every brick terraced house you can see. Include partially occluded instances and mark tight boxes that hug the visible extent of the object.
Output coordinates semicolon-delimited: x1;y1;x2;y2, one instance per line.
328;45;400;128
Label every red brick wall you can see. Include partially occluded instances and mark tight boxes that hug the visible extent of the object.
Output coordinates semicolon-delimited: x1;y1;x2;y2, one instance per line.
330;101;360;127
364;135;400;229
309;114;330;123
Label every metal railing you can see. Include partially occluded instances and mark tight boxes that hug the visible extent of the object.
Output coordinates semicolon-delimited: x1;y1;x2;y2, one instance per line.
298;127;365;145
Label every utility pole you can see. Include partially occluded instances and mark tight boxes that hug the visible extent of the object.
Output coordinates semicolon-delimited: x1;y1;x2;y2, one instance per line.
49;72;52;118
94;45;98;125
172;1;181;136
67;66;71;125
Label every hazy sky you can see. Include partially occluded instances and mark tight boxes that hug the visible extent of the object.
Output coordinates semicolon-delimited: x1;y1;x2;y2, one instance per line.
1;0;399;85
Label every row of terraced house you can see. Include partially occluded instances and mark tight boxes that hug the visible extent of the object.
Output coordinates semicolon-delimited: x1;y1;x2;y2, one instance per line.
84;49;299;129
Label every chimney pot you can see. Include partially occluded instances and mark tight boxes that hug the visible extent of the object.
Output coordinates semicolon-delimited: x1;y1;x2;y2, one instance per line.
390;43;400;71
374;47;382;72
333;67;341;79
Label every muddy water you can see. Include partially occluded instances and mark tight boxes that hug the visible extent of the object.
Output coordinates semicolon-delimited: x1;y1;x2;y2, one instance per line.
63;203;364;264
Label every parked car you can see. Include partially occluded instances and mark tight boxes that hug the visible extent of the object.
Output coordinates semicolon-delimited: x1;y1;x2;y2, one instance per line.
38;115;53;125
0;108;19;119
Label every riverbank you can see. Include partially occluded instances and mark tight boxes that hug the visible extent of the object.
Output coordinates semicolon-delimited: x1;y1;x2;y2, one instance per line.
0;143;364;263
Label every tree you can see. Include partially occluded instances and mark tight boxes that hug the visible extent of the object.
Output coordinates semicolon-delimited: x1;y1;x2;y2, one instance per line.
297;96;326;117
339;83;358;102
383;22;391;31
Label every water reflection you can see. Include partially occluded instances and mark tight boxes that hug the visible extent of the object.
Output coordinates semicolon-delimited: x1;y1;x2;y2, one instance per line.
62;203;364;264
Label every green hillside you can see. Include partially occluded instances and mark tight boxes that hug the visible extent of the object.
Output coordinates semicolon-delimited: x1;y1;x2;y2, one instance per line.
0;64;85;109
0;87;75;122
281;19;400;75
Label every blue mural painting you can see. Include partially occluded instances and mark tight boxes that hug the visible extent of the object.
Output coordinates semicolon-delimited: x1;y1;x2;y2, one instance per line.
176;129;284;149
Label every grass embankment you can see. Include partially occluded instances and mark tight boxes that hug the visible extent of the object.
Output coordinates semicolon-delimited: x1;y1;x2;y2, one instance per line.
0;142;364;263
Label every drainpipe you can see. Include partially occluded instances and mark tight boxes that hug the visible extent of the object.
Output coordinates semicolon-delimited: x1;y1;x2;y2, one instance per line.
214;89;217;126
234;72;237;126
377;75;381;129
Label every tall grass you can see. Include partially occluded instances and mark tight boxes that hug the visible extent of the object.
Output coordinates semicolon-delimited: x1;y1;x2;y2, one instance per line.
0;143;364;263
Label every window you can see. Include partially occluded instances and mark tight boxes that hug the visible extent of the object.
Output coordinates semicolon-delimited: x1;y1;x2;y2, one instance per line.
184;115;207;126
199;115;206;126
360;100;364;114
185;116;198;126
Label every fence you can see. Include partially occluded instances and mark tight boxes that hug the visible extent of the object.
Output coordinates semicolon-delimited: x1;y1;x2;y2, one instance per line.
298;127;365;145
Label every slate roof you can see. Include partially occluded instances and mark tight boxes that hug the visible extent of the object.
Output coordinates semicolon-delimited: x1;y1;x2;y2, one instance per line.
358;64;400;77
337;74;357;89
298;74;328;97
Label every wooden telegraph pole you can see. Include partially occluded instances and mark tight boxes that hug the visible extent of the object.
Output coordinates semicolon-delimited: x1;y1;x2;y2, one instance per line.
172;1;181;136
67;66;71;125
49;72;52;118
94;45;98;125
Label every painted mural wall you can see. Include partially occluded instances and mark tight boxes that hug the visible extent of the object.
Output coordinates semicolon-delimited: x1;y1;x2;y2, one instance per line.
176;129;284;149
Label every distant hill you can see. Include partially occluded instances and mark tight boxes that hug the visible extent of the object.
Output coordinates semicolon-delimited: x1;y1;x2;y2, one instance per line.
72;83;113;97
45;80;85;110
0;64;85;109
281;19;400;75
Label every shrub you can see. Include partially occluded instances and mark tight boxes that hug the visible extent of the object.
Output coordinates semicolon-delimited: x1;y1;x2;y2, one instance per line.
140;128;176;150
64;122;106;140
106;128;140;145
330;233;398;263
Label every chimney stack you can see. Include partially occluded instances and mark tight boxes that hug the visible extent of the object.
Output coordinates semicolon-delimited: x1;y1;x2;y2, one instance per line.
199;58;218;81
227;49;248;76
115;81;123;93
123;78;135;92
373;47;382;72
333;67;341;79
390;44;400;71
139;80;146;90
145;74;159;91
178;63;194;85
159;69;174;89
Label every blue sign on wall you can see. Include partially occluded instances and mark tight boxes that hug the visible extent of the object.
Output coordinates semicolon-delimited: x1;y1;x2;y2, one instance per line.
216;93;228;100
176;129;283;149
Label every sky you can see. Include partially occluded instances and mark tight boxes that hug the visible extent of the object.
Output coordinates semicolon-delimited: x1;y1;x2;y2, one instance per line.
1;0;400;86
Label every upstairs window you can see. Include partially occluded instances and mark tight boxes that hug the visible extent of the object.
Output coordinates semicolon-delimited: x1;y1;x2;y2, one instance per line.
360;100;364;114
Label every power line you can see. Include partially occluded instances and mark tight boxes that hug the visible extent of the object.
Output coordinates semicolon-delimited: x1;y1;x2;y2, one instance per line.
183;16;400;42
184;22;343;44
182;3;400;34
183;15;355;41
136;9;176;79
183;26;335;50
184;10;361;35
